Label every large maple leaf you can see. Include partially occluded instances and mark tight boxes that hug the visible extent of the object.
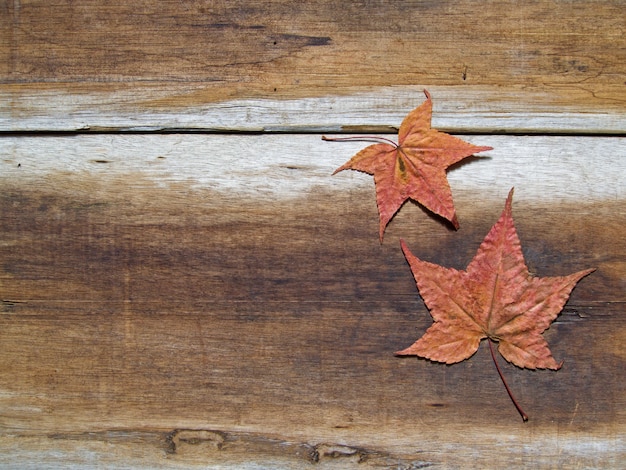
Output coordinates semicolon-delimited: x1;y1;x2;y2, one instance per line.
325;90;492;241
396;189;594;420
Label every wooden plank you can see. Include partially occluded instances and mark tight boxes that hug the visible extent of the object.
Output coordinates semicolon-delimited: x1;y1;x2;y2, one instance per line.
1;134;623;203
2;85;626;133
1;134;624;467
2;1;625;132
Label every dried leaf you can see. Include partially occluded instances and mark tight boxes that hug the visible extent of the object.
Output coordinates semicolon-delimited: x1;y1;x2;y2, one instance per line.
327;90;492;241
396;189;595;420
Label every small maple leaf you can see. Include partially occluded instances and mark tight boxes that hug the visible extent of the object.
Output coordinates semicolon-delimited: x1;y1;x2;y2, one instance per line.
325;90;492;241
396;189;594;421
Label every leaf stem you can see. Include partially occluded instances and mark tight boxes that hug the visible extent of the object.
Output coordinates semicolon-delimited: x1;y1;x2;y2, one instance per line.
322;135;398;147
488;340;528;422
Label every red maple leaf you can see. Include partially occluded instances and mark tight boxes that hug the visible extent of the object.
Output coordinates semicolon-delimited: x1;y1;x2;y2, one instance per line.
396;189;595;421
324;90;492;241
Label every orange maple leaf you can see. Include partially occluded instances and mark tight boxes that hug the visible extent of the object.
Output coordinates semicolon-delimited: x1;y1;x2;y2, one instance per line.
325;90;492;241
396;189;594;420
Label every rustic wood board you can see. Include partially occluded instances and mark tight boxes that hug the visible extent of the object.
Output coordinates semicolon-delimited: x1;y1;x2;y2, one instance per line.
3;85;626;133
2;0;625;467
1;135;624;468
2;0;625;132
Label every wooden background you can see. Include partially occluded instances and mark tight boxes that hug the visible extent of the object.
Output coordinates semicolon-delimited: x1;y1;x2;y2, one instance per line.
1;1;624;468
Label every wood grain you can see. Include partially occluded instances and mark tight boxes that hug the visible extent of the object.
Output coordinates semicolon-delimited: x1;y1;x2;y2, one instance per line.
1;135;624;467
1;1;625;466
3;84;626;133
2;0;625;132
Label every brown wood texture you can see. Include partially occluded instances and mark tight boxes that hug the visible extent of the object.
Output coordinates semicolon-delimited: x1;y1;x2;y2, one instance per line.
1;0;625;467
1;0;625;132
0;187;623;467
3;0;624;100
1;134;625;467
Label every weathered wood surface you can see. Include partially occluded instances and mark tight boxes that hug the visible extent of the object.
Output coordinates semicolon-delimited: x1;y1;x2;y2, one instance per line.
1;0;626;467
1;135;624;468
1;0;625;132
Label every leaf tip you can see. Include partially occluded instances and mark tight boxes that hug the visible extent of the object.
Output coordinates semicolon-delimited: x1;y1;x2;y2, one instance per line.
507;187;515;201
394;346;414;356
581;267;597;277
399;238;412;256
451;213;460;230
503;187;515;215
422;89;432;101
378;224;387;243
332;161;351;175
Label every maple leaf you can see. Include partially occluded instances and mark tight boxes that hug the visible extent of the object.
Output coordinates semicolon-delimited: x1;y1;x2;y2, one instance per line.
396;189;594;420
324;90;492;241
